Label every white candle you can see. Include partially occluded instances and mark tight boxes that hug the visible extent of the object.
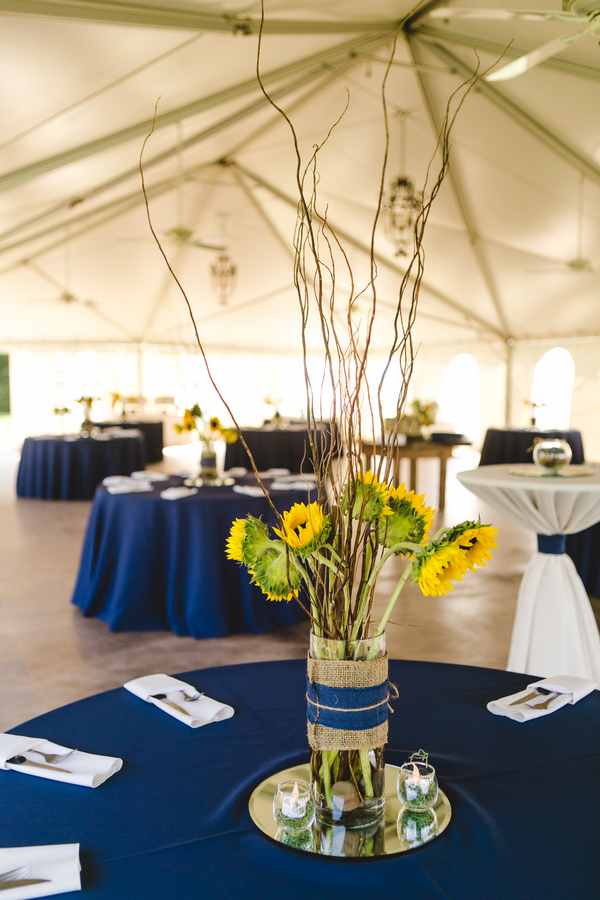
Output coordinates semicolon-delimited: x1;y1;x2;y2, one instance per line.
281;781;307;819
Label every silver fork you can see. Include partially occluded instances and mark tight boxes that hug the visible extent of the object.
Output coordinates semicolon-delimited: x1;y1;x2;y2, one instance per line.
0;865;30;883
182;691;203;702
29;748;75;764
531;692;561;710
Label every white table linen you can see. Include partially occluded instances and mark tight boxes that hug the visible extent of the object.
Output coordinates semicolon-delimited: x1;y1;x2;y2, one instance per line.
0;843;80;899
458;464;600;681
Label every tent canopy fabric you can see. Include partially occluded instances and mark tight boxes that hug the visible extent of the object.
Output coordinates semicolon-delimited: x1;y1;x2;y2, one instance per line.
1;0;599;351
1;1;600;453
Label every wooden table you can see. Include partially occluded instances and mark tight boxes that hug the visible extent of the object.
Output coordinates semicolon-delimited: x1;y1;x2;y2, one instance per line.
361;440;463;510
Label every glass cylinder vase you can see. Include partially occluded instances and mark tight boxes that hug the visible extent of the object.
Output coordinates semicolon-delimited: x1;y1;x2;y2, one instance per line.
308;631;387;830
200;442;218;480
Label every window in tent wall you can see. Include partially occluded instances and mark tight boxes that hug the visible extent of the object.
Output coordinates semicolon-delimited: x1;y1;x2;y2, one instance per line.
438;354;479;438
530;347;575;431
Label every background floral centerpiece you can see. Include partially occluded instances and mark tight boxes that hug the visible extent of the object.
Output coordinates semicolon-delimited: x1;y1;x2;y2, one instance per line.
174;404;237;482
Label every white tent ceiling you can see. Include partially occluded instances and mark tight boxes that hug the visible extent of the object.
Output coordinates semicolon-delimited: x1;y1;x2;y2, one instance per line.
0;0;599;364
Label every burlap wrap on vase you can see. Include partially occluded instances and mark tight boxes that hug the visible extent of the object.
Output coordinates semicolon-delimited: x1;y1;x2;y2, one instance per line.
307;654;390;751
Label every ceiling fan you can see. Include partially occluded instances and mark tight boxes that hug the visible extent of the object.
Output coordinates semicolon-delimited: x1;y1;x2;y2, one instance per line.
124;123;226;251
428;0;600;80
528;174;599;273
25;248;99;308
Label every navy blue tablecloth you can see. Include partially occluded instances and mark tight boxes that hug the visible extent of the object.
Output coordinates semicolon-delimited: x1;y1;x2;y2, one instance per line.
479;428;584;466
225;424;336;472
16;434;146;500
3;659;599;899
94;421;163;463
71;477;309;637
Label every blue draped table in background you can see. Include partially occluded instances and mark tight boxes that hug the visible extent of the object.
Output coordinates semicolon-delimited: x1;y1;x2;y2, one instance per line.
16;433;146;500
3;659;599;899
224;424;336;472
71;476;309;637
479;427;584;466
94;420;164;463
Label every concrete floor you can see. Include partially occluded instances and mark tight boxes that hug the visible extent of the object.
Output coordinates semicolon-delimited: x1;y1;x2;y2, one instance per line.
2;445;595;733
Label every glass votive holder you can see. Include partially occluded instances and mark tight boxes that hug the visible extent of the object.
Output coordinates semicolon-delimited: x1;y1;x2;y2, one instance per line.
397;808;438;848
397;762;439;811
273;780;315;834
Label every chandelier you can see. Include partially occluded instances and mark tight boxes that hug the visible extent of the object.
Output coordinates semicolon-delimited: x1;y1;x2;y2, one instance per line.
382;112;422;257
210;252;236;305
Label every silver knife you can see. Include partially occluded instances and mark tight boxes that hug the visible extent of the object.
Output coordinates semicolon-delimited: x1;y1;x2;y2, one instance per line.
7;756;72;774
509;690;540;706
151;694;193;717
0;880;50;891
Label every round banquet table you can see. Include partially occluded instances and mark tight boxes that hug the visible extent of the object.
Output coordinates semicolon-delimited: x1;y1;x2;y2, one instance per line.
458;464;600;681
224;424;336;473
71;477;310;637
479;428;584;467
2;659;599;900
94;421;164;463
16;433;146;501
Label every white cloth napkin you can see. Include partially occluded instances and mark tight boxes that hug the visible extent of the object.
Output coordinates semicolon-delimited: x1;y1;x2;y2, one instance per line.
0;843;81;899
487;675;598;722
124;674;234;728
0;735;122;788
272;473;317;483
104;478;153;494
160;486;198;500
270;479;316;491
130;471;168;482
257;468;290;478
233;485;265;498
228;467;248;478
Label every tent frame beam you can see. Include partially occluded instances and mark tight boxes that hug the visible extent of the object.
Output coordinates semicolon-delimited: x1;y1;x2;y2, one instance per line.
230;160;505;339
417;38;600;187
0;32;390;194
0;0;400;34
416;26;600;83
408;36;511;338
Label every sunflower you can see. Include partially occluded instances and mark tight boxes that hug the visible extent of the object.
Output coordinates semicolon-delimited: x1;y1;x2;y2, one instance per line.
273;502;330;558
379;483;436;553
225;516;278;567
344;471;392;522
225;518;247;563
250;542;302;599
209;416;221;432
412;541;467;596
451;522;498;571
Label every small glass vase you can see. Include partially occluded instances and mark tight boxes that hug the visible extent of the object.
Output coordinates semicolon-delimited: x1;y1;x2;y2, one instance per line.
200;442;218;480
309;631;387;830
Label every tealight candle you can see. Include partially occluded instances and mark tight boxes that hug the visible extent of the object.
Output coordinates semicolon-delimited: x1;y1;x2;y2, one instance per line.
273;780;315;834
397;762;439;811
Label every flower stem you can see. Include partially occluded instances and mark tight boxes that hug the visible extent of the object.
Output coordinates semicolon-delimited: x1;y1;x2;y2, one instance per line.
374;562;413;636
359;749;374;798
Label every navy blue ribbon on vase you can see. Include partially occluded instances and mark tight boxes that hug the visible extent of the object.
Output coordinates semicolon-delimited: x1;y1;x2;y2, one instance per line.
306;678;389;731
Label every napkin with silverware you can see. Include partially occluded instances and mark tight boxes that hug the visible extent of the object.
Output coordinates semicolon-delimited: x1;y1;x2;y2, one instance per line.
487;675;597;722
0;734;122;788
233;485;265;498
270;479;316;491
124;674;234;728
0;843;81;898
159;486;198;500
102;476;153;494
130;471;169;482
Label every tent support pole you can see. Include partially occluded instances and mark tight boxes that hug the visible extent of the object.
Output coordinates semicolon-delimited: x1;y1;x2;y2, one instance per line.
505;340;514;426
